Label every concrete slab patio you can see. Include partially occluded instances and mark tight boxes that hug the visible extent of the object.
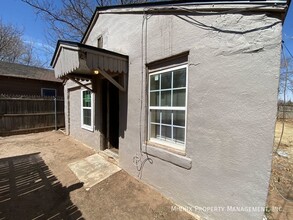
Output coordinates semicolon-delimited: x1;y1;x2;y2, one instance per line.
0;131;196;220
68;154;121;190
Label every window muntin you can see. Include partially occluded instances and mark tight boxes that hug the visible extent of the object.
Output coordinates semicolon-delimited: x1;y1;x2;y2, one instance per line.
149;65;187;150
81;90;94;131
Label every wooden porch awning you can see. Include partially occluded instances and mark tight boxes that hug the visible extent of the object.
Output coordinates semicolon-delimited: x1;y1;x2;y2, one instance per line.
50;40;128;83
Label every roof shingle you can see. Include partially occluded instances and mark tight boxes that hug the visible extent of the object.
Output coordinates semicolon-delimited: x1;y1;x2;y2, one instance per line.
0;61;61;82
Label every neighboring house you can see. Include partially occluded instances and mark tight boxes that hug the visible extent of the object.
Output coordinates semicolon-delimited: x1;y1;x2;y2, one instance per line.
0;61;63;97
51;1;289;219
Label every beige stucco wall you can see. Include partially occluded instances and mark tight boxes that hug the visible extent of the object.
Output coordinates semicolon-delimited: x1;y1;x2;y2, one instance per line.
64;6;283;220
64;79;102;151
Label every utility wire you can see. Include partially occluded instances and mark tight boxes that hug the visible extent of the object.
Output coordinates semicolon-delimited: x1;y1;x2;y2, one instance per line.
275;43;289;153
283;41;293;60
133;12;153;178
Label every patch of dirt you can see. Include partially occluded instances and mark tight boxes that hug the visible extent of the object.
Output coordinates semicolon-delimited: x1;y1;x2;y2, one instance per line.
266;120;293;220
0;131;196;220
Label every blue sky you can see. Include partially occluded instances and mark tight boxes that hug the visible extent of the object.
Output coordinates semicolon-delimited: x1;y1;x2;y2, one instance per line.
0;0;56;66
283;1;293;53
0;1;292;73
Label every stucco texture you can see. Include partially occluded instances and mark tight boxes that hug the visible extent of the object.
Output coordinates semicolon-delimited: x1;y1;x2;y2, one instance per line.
67;7;283;220
65;80;101;151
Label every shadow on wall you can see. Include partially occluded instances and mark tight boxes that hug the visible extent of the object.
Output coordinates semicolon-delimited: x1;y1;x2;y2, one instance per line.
99;73;128;149
0;153;83;219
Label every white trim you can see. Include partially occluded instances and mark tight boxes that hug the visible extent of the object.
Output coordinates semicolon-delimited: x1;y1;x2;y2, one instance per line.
150;122;185;129
81;89;94;131
149;138;185;151
41;88;57;97
149;106;185;110
149;64;188;76
148;64;188;151
150;87;186;92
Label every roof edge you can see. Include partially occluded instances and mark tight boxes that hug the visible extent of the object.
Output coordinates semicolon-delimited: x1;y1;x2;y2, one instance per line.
0;60;60;83
81;0;288;44
96;0;288;11
0;73;61;83
51;40;128;67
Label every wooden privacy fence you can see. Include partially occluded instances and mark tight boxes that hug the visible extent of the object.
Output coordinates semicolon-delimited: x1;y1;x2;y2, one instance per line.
0;94;65;136
278;104;293;119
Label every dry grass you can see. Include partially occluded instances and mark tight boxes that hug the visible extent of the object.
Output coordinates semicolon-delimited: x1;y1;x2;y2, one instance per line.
266;120;293;220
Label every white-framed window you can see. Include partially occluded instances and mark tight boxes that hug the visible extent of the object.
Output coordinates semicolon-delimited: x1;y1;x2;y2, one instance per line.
148;64;188;151
41;88;56;97
81;90;94;131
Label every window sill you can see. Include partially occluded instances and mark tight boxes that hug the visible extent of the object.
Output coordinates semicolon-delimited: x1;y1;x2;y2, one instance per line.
143;142;192;170
81;125;94;132
149;138;186;153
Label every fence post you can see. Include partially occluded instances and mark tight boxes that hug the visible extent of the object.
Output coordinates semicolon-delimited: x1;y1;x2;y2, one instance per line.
54;97;57;130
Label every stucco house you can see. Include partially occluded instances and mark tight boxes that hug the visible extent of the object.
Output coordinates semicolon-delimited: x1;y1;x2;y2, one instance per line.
51;1;290;219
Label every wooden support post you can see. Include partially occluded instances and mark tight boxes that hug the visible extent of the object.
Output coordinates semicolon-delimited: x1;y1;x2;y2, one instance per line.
94;68;126;92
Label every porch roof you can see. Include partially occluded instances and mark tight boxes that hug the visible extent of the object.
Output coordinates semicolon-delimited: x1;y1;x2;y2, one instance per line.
50;40;128;79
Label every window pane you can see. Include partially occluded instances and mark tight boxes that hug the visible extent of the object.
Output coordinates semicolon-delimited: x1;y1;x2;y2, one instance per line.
150;92;159;106
173;111;185;126
161;71;172;89
174;127;185;143
173;68;186;88
150;74;160;90
151;124;160;139
161;125;171;140
150;110;160;123
162;110;171;125
148;66;187;147
173;89;186;107
83;91;91;107
161;91;171;106
83;109;91;126
42;89;56;97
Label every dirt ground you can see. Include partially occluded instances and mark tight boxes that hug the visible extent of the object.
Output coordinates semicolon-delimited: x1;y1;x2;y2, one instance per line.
0;131;195;220
266;120;293;220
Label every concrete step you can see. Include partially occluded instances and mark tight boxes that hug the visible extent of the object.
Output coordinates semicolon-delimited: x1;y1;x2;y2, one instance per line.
99;149;119;165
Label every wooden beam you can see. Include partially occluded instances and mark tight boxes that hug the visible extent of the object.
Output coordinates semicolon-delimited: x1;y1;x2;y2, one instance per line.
67;76;93;92
94;68;126;92
67;73;93;81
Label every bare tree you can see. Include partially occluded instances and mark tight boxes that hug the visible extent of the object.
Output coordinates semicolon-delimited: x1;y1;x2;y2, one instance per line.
0;19;43;66
279;54;293;97
21;42;43;67
0;20;25;63
21;0;102;42
20;0;159;66
21;0;154;44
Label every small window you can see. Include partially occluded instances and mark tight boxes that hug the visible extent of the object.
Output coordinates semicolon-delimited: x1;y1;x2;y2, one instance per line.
97;35;103;48
81;90;94;131
41;88;56;97
148;65;188;151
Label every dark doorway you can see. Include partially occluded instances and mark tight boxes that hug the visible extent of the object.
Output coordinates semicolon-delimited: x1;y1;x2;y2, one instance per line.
101;79;119;150
109;81;119;149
